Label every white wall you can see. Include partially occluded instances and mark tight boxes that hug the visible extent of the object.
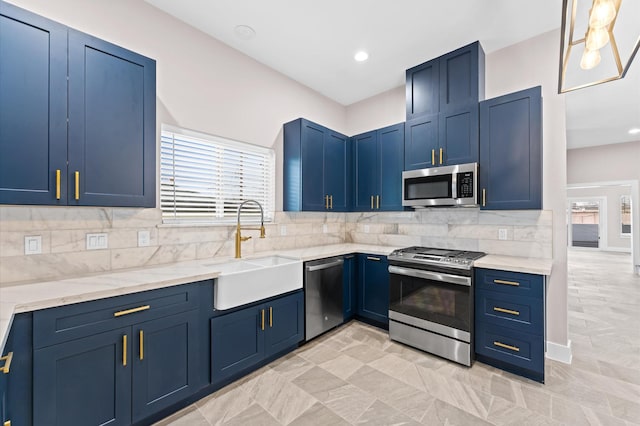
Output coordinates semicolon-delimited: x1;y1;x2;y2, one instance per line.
345;86;405;136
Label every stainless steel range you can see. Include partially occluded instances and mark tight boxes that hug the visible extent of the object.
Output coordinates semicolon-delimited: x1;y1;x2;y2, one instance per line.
387;246;485;366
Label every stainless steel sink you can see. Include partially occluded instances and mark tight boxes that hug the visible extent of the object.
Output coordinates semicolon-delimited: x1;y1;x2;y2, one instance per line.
207;255;303;310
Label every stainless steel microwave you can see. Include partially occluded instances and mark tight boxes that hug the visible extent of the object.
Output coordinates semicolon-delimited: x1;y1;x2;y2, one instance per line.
402;162;478;207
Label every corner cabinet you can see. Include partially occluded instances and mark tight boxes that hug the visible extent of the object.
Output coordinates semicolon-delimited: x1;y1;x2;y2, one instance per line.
356;254;389;327
211;291;304;384
32;282;206;425
479;86;542;210
284;118;350;212
474;268;546;383
0;1;156;207
353;123;404;211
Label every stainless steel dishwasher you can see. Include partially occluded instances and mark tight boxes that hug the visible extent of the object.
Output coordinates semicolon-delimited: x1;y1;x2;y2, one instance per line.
304;256;344;341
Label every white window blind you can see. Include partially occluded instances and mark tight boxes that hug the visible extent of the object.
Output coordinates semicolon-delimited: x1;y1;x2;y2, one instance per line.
161;125;275;224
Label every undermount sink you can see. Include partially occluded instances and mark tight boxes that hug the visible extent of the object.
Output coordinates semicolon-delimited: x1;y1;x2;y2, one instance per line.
208;255;303;310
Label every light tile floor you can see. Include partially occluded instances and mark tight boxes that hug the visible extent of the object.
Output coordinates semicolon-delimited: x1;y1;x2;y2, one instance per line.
156;250;640;425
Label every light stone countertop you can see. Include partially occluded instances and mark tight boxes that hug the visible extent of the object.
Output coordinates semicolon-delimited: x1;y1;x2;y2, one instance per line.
0;243;550;354
474;254;553;275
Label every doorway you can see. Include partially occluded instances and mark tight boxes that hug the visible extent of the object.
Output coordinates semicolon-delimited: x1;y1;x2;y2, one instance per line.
568;198;605;249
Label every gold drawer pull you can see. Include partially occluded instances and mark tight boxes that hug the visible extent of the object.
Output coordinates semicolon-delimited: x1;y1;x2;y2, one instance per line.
0;351;13;374
114;305;150;317
376;195;380;209
329;195;333;209
494;341;520;352
55;169;61;200
5;420;12;426
370;195;374;209
482;188;486;207
139;330;144;360
494;279;520;287
367;256;381;261
439;148;443;165
74;171;80;200
123;335;127;366
431;149;435;165
269;306;273;328
493;307;520;316
261;309;265;331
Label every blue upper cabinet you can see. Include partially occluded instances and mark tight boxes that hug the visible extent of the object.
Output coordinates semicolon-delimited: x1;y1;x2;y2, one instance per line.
479;86;542;210
353;123;404;211
0;2;68;205
406;59;439;120
404;42;484;170
68;30;156;207
284;118;350;212
439;42;485;112
0;2;156;207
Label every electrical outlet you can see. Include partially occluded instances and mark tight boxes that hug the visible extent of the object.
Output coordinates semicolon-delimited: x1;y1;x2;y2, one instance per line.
364;224;370;233
280;225;287;236
24;235;42;255
498;228;508;240
86;233;108;250
322;224;328;233
138;230;150;247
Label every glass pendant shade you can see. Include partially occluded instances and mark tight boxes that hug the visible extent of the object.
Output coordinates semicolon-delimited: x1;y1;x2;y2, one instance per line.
580;47;601;69
588;0;617;28
585;26;610;50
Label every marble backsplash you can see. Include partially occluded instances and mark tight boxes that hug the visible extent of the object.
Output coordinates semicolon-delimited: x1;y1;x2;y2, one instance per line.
0;206;552;285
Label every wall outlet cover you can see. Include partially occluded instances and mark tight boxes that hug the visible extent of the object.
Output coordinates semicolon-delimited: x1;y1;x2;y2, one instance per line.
86;233;108;250
24;235;42;255
138;230;151;247
498;228;508;240
322;224;328;233
280;225;287;236
364;224;370;233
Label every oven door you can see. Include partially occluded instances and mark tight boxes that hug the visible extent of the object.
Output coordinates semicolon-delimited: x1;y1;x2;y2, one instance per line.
388;265;472;342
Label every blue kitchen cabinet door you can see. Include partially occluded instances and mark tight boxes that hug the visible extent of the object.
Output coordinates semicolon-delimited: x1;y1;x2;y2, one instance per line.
300;120;326;211
439;41;485;112
68;29;156;207
479;86;542;210
211;306;264;383
406;59;439;120
324;130;351;211
353;131;378;211
33;327;132;426
343;255;357;321
438;104;479;166
264;292;304;358
404;114;438;170
132;310;202;423
1;313;33;426
357;254;390;327
378;123;404;211
0;2;68;205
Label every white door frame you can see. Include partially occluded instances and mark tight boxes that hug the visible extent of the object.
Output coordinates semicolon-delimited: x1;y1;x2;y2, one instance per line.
567;196;607;250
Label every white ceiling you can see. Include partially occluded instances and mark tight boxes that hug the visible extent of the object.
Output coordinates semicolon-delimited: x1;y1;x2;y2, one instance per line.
145;0;640;150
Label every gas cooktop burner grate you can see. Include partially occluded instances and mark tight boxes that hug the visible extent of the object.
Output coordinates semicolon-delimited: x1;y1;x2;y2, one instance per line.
388;246;485;269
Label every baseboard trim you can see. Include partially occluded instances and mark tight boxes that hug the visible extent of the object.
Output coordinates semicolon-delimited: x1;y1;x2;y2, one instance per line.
546;340;572;364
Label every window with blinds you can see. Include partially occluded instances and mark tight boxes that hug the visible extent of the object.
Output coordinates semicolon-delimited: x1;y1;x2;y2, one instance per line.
160;125;275;224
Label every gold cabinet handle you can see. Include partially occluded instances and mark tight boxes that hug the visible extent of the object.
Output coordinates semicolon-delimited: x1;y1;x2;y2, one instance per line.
493;341;520;352
74;171;80;200
431;149;435;165
494;279;520;287
5;420;12;426
114;305;150;317
0;351;13;374
439;148;443;165
324;195;329;209
139;330;144;361
367;256;381;261
370;195;374;209
269;306;273;328
493;307;520;316
123;335;127;366
482;188;486;207
261;309;265;331
329;195;333;210
55;169;61;200
376;195;380;209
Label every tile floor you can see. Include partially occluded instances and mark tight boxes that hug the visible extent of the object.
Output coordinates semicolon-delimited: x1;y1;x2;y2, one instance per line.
156;250;640;425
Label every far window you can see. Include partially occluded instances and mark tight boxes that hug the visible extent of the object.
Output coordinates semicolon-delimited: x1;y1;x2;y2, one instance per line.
160;125;275;224
621;195;631;236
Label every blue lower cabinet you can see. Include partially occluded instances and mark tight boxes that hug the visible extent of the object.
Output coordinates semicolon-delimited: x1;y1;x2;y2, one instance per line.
211;291;304;385
34;327;132;426
1;313;33;426
357;254;389;327
132;310;202;423
343;255;357;321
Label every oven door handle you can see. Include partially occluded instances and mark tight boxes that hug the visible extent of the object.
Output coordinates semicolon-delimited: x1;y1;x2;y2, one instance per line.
388;265;471;287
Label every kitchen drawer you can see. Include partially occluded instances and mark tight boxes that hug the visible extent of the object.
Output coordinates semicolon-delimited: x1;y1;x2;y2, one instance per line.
475;268;543;299
475;289;543;335
475;321;544;381
34;281;204;349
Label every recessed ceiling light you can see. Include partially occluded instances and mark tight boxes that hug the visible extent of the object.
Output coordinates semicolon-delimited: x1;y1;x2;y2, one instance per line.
629;128;640;135
354;51;369;62
234;25;256;40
